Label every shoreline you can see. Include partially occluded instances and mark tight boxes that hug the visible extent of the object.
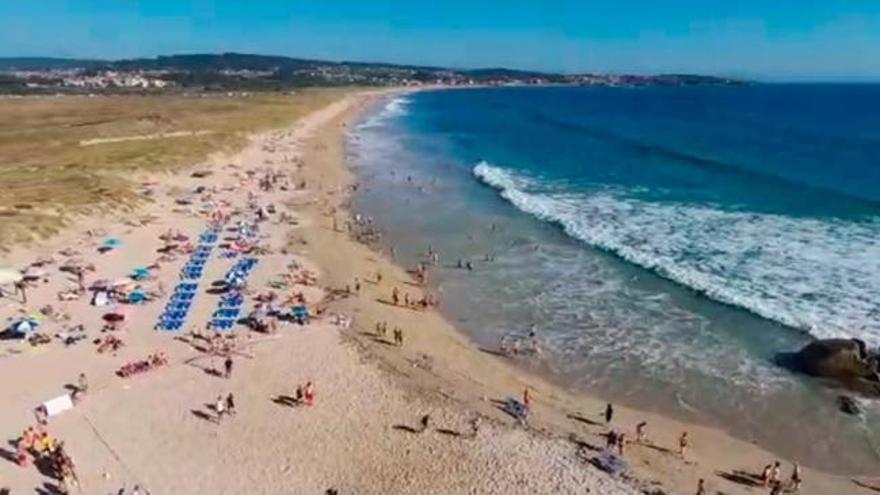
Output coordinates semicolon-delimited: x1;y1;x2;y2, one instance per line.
303;89;877;492
0;87;872;494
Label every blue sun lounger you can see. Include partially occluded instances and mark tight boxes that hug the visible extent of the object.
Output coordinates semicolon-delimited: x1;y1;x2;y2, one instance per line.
210;318;236;330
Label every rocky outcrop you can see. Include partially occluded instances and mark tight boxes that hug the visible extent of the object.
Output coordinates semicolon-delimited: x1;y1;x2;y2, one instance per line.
792;338;880;396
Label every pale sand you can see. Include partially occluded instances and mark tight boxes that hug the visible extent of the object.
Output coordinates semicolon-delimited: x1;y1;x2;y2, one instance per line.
0;89;872;494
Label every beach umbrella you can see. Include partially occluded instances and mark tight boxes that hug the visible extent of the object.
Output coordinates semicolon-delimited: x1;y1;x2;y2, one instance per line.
9;318;39;334
103;238;122;250
0;268;23;285
128;291;147;304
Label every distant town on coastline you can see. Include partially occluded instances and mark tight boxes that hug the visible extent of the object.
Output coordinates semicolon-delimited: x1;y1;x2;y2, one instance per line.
0;52;745;94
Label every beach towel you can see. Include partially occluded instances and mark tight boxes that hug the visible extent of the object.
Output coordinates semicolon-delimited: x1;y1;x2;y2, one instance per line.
500;398;529;420
593;450;628;476
43;394;74;416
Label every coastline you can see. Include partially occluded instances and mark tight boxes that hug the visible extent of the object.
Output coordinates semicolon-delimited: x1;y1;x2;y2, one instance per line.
0;87;872;494
303;89;877;493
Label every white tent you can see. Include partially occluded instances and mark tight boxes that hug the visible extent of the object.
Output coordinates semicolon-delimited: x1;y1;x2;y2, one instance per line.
0;267;23;285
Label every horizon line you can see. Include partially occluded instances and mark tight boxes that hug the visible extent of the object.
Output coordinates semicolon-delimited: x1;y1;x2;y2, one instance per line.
3;51;880;84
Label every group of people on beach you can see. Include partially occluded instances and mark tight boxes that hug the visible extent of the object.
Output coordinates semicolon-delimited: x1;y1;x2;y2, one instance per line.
15;425;78;493
375;321;405;347
761;460;802;493
214;393;236;421
389;285;437;311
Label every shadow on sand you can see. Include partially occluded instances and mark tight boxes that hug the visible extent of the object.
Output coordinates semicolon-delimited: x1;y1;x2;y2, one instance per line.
715;469;763;487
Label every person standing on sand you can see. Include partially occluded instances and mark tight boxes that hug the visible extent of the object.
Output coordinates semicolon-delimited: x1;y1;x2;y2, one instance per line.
303;381;315;406
790;462;802;492
770;461;781;485
606;430;618;450
523;387;532;411
224;356;233;379
77;373;89;395
761;463;772;486
225;393;236;416
215;395;226;421
75;268;86;292
617;433;626;457
392;287;400;305
695;478;706;495
679;431;689;459
604;403;614;424
354;278;361;293
636;421;647;444
15;280;27;304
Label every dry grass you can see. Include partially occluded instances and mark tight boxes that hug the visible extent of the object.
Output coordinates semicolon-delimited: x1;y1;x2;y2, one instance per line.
0;89;348;247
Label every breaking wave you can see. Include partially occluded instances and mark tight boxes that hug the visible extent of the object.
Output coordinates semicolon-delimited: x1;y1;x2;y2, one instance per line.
473;160;880;344
357;96;412;130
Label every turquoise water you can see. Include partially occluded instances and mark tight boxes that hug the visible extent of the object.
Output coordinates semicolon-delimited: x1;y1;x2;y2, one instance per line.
347;86;880;474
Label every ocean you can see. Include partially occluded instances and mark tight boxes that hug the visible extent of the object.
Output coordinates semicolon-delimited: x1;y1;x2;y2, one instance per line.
347;85;880;474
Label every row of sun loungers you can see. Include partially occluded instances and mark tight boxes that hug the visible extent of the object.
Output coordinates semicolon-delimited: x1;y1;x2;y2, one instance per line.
209;257;258;330
156;225;222;331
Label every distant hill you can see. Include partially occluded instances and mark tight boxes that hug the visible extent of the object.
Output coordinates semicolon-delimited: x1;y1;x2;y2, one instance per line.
0;52;748;93
0;57;105;70
111;53;319;71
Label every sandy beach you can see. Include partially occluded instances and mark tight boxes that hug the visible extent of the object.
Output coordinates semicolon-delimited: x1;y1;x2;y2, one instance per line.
0;88;874;495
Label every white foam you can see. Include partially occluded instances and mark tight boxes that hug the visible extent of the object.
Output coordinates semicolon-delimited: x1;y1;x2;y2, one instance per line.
474;161;880;345
356;96;412;130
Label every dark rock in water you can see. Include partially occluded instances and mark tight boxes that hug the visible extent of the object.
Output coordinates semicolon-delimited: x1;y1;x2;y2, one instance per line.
794;338;876;379
790;338;880;396
837;395;861;416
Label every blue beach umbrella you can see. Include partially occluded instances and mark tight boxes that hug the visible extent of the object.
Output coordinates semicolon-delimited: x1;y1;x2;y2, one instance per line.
103;238;122;249
128;290;147;303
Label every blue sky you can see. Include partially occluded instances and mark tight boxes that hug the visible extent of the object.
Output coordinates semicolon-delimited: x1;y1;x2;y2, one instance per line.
2;1;879;80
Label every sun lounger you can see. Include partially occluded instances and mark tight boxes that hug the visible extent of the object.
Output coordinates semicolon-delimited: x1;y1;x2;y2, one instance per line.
213;308;240;319
171;290;196;300
210;318;236;330
155;318;183;331
168;301;192;311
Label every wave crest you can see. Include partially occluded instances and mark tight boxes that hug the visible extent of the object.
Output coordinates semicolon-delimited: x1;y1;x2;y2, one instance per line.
473;161;880;344
357;96;412;130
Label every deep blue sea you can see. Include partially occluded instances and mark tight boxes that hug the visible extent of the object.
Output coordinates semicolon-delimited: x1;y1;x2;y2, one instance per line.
347;85;880;473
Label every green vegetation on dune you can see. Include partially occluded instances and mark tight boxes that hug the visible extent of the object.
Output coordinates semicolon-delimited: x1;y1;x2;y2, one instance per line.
0;88;348;247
